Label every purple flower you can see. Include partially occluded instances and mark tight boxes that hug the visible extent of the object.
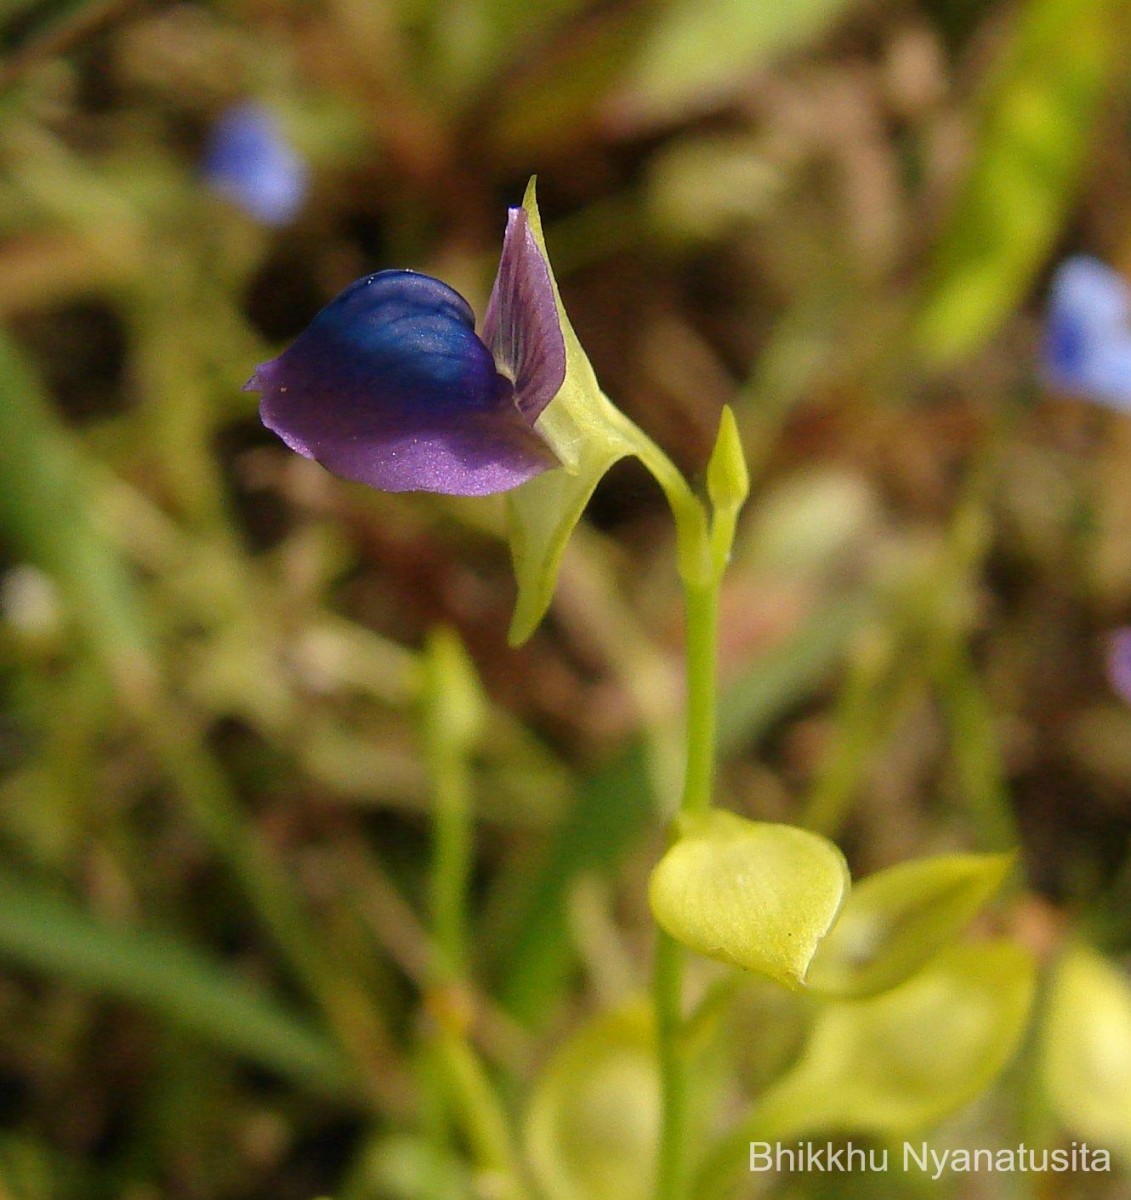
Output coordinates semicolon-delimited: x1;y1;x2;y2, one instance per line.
203;102;307;226
1107;628;1131;707
246;207;567;495
1043;256;1131;409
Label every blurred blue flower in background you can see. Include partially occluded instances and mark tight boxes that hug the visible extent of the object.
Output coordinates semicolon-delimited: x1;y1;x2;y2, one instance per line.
246;207;567;495
1048;260;1131;709
1043;255;1131;409
203;102;307;226
1107;628;1131;707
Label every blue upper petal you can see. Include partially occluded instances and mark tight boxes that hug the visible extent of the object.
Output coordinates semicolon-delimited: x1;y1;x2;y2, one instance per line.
250;270;558;495
295;271;505;413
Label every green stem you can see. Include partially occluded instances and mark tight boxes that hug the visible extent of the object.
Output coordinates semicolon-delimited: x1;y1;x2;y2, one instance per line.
653;928;690;1200
603;405;735;1200
608;407;712;588
420;632;528;1195
680;577;721;817
430;1026;530;1200
655;527;722;1200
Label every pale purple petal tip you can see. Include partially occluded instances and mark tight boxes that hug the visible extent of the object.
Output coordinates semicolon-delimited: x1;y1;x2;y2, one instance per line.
1107;628;1131;708
482;208;567;423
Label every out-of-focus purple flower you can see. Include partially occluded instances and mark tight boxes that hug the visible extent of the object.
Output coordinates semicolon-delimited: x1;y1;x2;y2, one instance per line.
1043;256;1131;409
245;207;567;495
1106;628;1131;707
203;102;307;226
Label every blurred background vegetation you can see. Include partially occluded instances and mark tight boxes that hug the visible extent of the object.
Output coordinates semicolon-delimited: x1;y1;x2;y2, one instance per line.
1;0;1131;1195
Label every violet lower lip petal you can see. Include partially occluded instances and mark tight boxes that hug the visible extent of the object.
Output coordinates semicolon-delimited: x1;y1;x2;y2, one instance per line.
246;208;567;496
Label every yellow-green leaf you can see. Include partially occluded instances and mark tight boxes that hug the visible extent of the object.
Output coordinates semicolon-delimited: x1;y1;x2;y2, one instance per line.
1043;945;1131;1161
359;1133;474;1200
648;810;849;986
525;1002;659;1200
752;941;1037;1138
806;851;1015;997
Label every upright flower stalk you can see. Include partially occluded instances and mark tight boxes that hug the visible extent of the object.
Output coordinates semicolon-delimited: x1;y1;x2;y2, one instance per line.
247;187;1036;1198
653;558;720;1200
248;182;749;1200
634;409;747;1200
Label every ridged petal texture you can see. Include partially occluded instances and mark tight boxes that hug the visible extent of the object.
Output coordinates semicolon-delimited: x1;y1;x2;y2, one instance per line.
250;249;564;495
484;208;566;423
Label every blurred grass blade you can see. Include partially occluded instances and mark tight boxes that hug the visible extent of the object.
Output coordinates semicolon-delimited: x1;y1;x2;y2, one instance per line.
0;328;389;1099
0;327;155;687
931;637;1019;851
717;587;874;757
422;627;485;980
611;0;860;128
487;11;643;163
491;742;655;1025
0;871;350;1094
0;0;133;92
914;0;1125;367
428;0;588;101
